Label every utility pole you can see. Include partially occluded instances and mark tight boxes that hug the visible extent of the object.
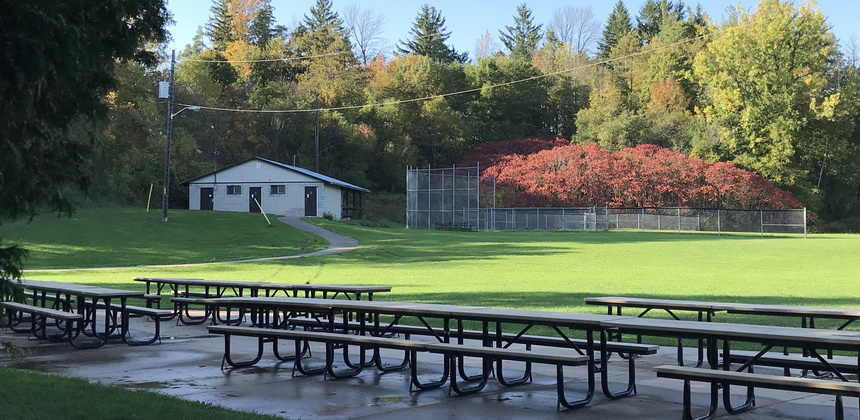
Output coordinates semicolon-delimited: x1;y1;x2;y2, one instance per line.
162;50;175;223
314;96;320;173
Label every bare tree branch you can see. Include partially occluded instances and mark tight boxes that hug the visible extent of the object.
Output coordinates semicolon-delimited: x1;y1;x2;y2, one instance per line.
344;4;388;65
549;5;600;56
473;30;500;60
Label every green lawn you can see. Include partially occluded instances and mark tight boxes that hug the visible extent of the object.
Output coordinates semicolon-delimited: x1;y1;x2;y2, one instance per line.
1;206;327;268
15;208;860;323
0;367;281;420
3;207;859;417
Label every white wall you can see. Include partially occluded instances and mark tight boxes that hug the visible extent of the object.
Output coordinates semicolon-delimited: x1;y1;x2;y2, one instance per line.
186;160;347;219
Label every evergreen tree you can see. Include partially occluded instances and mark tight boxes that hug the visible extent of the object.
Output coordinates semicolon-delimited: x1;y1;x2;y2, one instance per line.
249;0;274;47
637;0;686;45
301;0;343;34
499;3;543;61
398;4;467;64
206;0;235;52
598;0;633;59
289;0;358;105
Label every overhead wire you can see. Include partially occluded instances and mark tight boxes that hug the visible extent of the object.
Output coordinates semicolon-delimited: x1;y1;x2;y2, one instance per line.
177;26;720;115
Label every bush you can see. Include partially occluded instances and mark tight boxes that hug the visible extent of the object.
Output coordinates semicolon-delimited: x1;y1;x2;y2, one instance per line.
482;143;803;209
363;192;405;223
322;211;334;221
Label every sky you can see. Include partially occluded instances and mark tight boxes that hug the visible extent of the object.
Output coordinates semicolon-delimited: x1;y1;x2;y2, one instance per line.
166;0;858;59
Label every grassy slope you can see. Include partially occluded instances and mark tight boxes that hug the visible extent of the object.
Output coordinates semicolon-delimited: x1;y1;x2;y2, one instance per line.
1;207;327;268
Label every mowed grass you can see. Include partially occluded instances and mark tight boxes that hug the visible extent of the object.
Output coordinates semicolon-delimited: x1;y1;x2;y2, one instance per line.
1;206;327;268
0;367;281;420
16;208;860;324
3;207;859;418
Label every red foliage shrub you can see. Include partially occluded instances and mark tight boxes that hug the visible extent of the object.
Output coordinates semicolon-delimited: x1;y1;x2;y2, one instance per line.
480;143;803;209
458;136;570;169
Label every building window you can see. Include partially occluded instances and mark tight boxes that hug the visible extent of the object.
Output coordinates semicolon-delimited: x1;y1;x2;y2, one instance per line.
226;185;241;195
270;185;285;195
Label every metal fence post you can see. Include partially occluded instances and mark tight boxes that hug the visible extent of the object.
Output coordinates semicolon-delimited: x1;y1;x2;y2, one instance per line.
717;209;721;236
678;207;681;232
605;207;609;231
760;210;764;237
803;207;807;239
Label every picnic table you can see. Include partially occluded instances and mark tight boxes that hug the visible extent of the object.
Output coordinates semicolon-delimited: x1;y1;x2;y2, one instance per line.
586;296;860;367
201;296;656;409
6;279;146;348
601;316;860;418
133;277;391;300
133;277;392;325
586;296;860;329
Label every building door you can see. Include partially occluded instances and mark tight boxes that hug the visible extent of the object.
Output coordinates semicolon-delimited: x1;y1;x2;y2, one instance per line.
249;187;262;213
304;187;317;217
200;187;214;210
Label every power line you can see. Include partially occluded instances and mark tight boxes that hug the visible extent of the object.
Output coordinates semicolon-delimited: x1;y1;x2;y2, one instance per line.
179;29;718;115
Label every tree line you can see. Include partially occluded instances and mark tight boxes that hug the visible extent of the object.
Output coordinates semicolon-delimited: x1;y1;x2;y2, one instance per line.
93;0;860;231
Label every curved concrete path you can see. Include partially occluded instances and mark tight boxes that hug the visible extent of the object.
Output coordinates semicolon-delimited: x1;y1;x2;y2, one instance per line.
27;217;358;272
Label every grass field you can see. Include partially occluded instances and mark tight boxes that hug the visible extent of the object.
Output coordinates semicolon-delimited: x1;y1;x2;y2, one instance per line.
0;206;327;268
12;207;860;321
2;206;858;418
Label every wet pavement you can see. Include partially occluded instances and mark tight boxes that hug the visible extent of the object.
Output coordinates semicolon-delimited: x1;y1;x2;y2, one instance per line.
1;315;855;419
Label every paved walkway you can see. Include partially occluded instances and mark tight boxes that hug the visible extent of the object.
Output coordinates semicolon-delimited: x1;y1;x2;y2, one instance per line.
1;318;854;419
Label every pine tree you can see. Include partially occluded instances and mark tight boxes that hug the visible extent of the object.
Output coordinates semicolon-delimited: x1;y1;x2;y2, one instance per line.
397;5;467;64
598;0;633;59
249;0;274;47
499;3;543;61
637;0;686;44
206;0;235;52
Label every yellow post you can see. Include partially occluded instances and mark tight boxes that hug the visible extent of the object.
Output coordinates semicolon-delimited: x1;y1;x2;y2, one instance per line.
146;183;154;213
254;197;272;225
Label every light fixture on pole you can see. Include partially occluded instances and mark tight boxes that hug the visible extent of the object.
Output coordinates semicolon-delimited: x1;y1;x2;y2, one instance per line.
161;50;201;223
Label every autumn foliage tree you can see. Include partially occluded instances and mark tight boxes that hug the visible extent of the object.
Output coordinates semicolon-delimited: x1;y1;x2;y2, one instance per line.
478;141;801;209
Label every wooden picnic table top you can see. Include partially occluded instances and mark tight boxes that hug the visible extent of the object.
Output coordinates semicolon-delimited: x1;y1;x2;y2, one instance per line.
586;296;860;320
463;307;620;328
20;279;145;299
601;317;860;350
585;296;736;312
133;277;391;293
204;296;618;329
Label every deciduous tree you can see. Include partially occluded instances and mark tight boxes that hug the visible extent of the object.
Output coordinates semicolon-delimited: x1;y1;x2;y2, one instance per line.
0;0;168;287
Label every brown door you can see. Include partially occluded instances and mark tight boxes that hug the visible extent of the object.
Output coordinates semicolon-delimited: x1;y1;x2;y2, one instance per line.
249;187;262;213
200;187;213;210
304;187;317;217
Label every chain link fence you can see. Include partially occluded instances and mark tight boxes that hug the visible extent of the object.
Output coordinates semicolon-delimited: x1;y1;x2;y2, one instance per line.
476;207;807;236
406;166;807;237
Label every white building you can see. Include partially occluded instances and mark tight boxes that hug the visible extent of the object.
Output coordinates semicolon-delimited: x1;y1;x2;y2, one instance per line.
181;157;369;219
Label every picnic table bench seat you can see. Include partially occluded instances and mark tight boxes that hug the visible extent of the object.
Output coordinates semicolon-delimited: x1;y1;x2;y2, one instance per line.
286;315;655;401
208;325;592;411
89;302;174;346
722;350;860;376
286;317;658;356
654;364;860;420
1;301;83;345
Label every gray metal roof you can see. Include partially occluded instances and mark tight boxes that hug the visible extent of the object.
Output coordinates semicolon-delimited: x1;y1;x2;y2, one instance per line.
180;156;371;193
